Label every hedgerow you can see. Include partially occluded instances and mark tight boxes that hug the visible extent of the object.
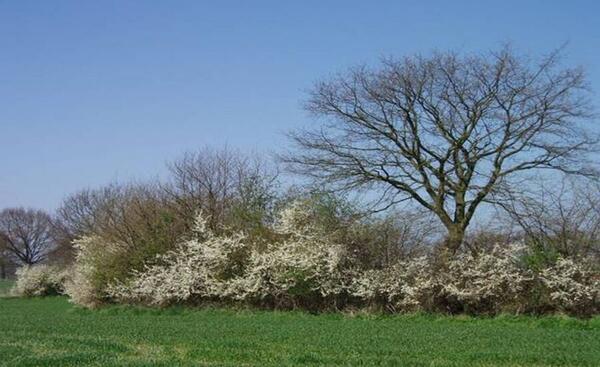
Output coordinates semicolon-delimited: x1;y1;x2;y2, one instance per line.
9;192;598;316
36;200;594;316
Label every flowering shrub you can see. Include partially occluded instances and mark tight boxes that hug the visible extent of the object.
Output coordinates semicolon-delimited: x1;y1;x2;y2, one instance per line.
12;265;69;297
231;226;350;309
107;213;249;306
107;204;354;310
351;256;437;312
63;201;599;316
352;245;600;315
538;257;599;315
439;244;532;314
63;235;129;308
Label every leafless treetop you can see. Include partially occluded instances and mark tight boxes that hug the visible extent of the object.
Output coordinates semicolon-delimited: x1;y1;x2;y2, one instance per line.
284;46;598;252
0;207;54;265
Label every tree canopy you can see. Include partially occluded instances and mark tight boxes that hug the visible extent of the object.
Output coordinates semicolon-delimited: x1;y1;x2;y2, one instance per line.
285;46;598;252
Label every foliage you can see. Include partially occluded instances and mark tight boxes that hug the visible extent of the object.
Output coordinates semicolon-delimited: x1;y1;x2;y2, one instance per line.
11;265;69;297
77;202;599;316
63;236;129;308
538;257;600;315
229;200;353;309
438;244;532;314
107;214;248;306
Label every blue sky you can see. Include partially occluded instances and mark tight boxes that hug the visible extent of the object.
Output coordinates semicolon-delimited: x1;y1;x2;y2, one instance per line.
1;0;599;210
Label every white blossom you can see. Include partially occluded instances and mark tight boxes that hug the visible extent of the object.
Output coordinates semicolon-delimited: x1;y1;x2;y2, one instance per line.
12;265;69;297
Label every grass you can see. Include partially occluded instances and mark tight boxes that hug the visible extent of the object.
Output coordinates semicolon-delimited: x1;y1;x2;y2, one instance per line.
0;297;599;367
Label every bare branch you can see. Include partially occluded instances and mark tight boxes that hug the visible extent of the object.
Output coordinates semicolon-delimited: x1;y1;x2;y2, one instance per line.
283;46;598;253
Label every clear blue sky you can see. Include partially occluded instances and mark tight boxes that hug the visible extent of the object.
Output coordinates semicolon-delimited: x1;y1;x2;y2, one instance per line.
1;0;599;210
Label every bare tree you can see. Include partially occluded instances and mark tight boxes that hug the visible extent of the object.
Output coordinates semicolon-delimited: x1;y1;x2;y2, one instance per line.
284;46;597;254
52;148;278;264
499;176;600;260
0;241;13;278
55;182;186;249
164;147;278;231
0;208;55;265
54;183;129;245
51;186;112;264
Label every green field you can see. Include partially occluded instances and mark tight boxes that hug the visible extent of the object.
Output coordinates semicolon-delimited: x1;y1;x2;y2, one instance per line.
0;297;599;366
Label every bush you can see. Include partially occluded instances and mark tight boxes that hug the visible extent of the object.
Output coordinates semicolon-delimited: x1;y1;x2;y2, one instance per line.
107;213;248;306
350;256;437;312
537;257;599;316
63;235;129;308
107;204;354;310
12;265;69;297
64;200;599;316
54;149;281;307
56;183;187;275
438;245;532;314
229;201;353;310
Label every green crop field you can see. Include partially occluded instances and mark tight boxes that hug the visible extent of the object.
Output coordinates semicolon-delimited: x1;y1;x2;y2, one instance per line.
0;297;598;367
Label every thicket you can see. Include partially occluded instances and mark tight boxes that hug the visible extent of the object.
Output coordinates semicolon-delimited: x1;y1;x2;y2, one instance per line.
8;148;600;316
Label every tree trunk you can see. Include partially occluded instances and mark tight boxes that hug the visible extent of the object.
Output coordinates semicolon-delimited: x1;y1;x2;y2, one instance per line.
444;224;465;255
433;224;466;265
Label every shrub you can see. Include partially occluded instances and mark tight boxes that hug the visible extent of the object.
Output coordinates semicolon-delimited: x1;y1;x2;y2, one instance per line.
351;246;529;314
12;265;69;297
63;235;129;308
351;256;437;312
55;149;280;303
350;245;600;316
537;257;599;316
65;200;599;316
231;202;352;309
438;245;532;314
106;203;355;310
107;213;249;306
